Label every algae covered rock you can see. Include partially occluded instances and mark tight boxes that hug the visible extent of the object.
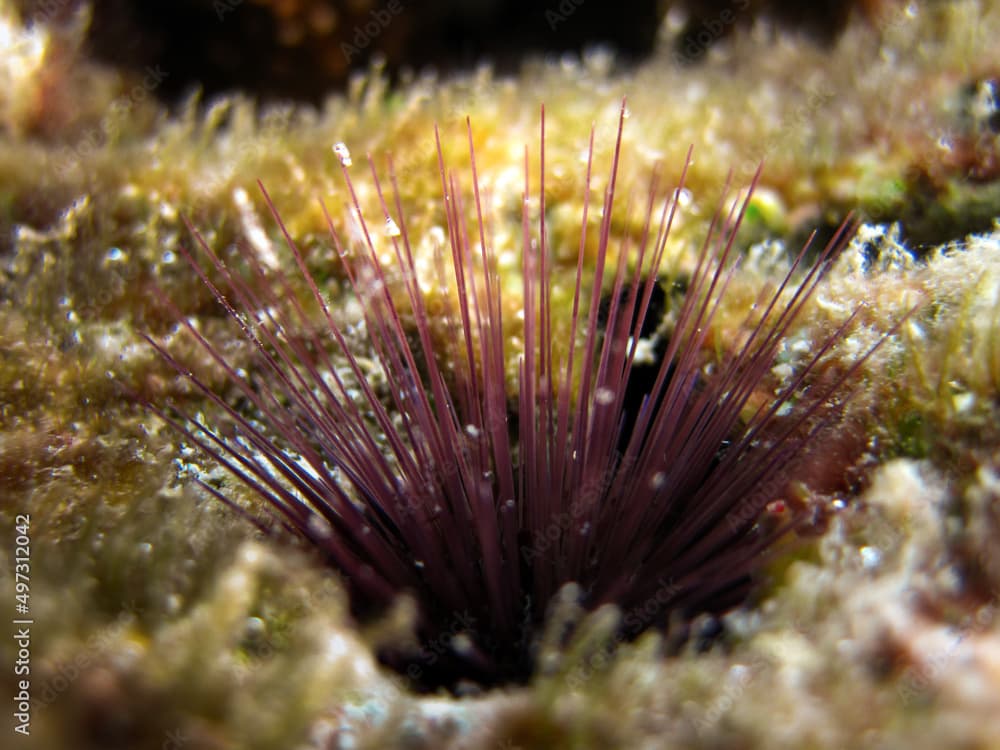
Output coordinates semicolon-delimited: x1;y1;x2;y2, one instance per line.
2;0;1000;747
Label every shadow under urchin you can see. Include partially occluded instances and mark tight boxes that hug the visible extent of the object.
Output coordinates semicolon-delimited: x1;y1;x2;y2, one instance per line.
142;102;884;691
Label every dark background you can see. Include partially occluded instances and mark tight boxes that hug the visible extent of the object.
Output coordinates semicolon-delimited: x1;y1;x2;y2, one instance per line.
17;0;876;104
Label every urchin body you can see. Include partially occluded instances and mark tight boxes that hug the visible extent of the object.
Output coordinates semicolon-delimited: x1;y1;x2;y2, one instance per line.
145;103;878;688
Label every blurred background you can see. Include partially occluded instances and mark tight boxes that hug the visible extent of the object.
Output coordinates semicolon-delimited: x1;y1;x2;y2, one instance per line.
12;0;879;103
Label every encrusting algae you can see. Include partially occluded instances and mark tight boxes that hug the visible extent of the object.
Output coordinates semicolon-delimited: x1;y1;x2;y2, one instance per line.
2;0;1000;748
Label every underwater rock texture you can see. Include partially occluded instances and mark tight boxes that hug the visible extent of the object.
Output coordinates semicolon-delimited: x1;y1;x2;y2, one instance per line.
1;0;1000;747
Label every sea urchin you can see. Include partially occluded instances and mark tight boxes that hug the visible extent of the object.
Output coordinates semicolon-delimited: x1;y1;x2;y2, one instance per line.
143;102;884;689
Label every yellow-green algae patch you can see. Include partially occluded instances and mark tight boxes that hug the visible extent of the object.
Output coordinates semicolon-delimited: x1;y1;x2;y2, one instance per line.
2;0;1000;747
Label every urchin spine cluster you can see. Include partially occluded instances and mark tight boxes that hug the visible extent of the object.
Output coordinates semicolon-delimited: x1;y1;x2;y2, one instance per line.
145;102;882;687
